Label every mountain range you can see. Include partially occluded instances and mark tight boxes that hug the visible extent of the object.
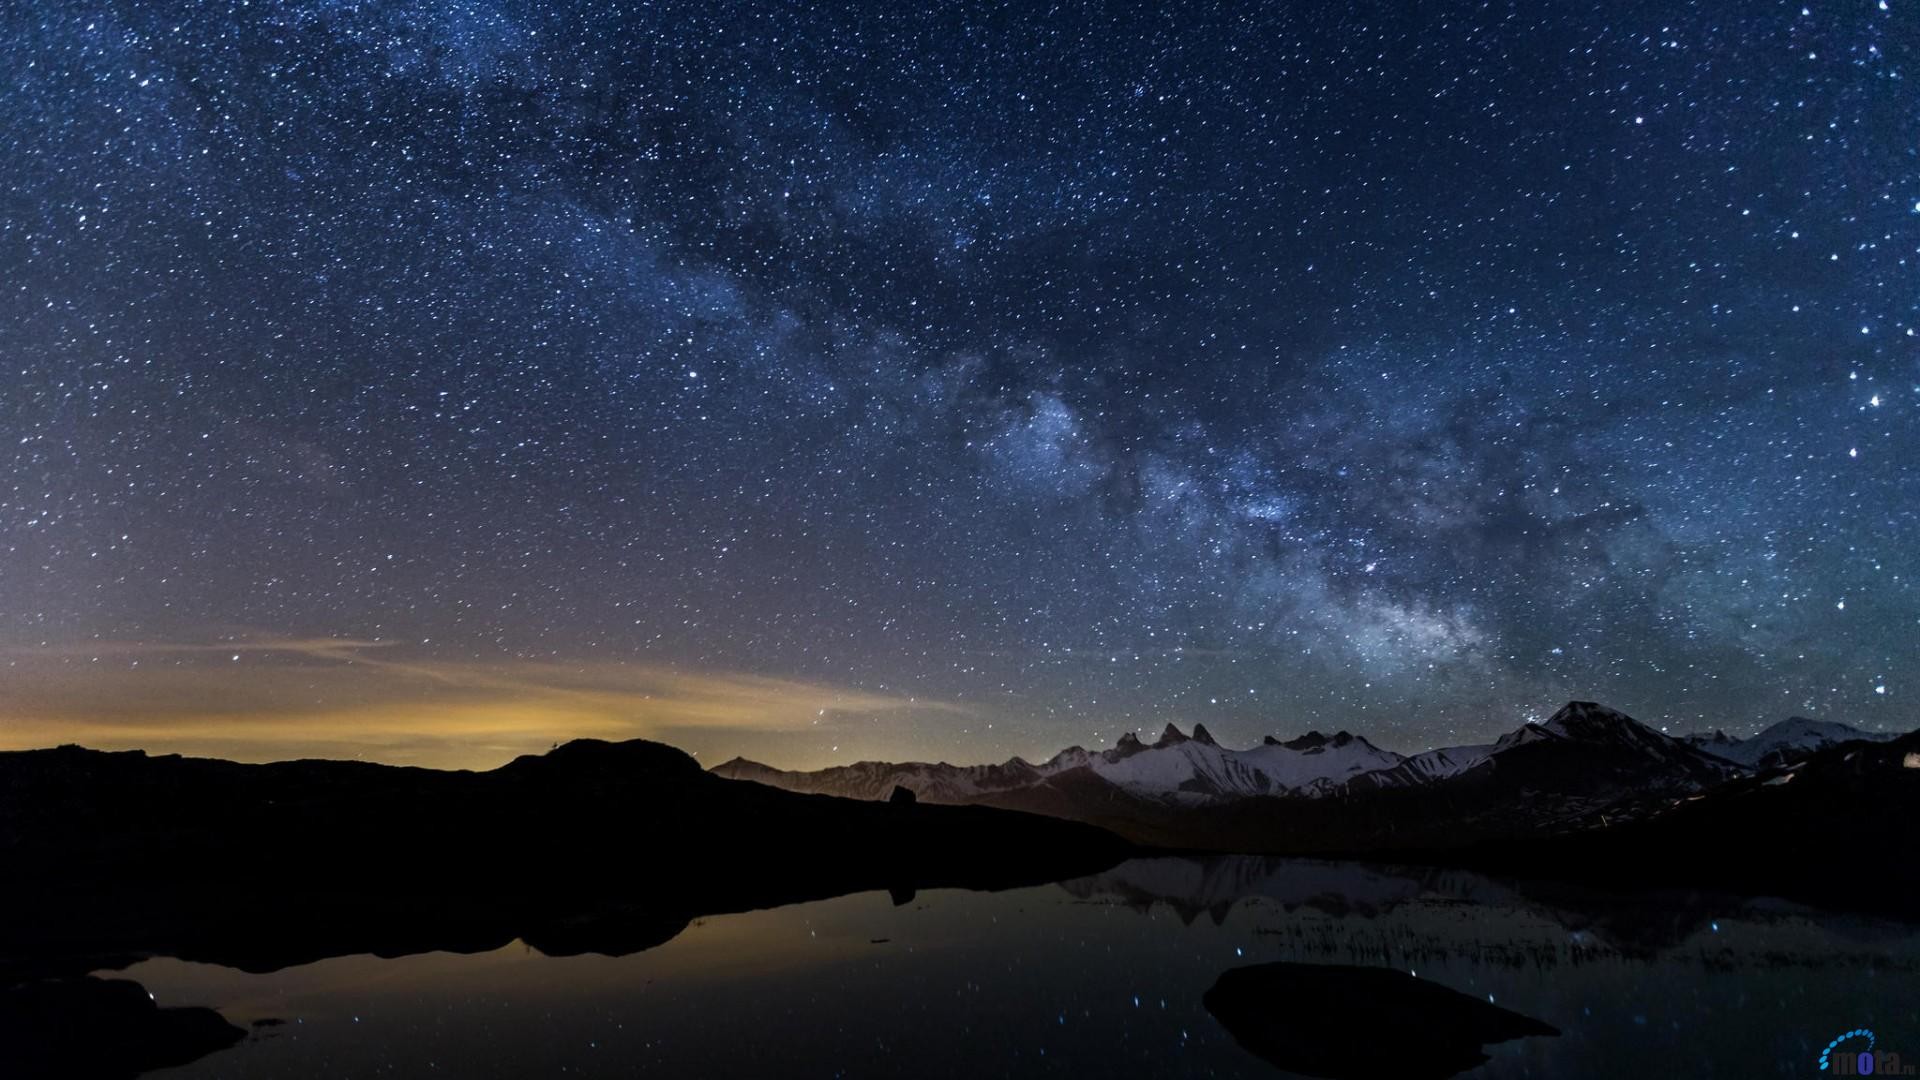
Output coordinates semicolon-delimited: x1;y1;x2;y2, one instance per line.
1477;721;1920;917
1682;715;1898;769
714;702;1902;851
3;703;1913;993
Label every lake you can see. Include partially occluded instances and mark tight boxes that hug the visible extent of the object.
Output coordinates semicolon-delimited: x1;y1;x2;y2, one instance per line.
107;857;1920;1078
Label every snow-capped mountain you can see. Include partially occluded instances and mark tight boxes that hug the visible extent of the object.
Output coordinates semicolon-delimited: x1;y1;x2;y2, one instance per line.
1083;724;1407;802
1341;701;1736;795
712;701;1848;850
1537;700;1737;776
1683;716;1896;770
713;700;1744;808
712;721;1406;807
1475;701;1739;790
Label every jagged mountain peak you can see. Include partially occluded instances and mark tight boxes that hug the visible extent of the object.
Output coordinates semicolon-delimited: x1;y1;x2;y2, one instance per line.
1278;730;1380;755
709;698;1764;817
1045;743;1088;762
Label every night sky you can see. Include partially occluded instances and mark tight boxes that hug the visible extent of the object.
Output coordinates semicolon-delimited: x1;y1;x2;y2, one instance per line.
2;0;1914;769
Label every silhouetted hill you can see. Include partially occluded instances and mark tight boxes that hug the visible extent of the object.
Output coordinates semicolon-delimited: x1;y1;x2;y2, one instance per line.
0;739;1133;979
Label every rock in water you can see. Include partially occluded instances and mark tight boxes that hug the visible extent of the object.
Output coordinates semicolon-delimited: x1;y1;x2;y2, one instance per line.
1203;961;1557;1079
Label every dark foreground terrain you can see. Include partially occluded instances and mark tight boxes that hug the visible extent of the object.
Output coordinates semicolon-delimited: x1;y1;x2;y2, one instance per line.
1462;728;1920;918
6;730;1916;1077
0;737;1133;981
1;738;1139;1077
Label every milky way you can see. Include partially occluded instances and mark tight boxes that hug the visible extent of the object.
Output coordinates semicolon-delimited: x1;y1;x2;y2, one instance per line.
2;0;1914;763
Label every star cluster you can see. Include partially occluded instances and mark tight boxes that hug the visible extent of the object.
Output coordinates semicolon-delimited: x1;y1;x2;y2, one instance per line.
2;0;1914;759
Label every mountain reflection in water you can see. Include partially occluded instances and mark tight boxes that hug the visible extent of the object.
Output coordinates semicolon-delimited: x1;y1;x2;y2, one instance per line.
25;856;1920;1079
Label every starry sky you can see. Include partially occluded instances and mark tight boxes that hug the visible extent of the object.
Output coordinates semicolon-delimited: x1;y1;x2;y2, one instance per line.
2;0;1915;769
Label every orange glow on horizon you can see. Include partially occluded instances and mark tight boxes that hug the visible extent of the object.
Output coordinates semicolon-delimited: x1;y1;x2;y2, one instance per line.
0;639;982;772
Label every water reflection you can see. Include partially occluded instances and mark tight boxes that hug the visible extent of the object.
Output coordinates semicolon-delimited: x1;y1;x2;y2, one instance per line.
19;856;1919;1078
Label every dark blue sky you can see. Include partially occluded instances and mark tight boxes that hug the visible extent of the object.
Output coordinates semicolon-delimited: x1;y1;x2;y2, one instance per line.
2;0;1914;764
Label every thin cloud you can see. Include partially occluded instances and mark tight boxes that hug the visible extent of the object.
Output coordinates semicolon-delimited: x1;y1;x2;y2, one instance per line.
0;640;978;771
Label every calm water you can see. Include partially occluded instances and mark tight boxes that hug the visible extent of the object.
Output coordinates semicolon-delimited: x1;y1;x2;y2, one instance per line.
114;857;1920;1078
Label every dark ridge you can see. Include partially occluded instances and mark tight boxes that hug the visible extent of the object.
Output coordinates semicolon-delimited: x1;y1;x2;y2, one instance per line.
0;739;1135;982
1463;730;1920;919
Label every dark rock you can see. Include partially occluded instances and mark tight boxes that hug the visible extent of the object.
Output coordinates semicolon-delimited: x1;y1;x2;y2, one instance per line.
1203;961;1557;1079
1109;731;1149;760
0;976;246;1079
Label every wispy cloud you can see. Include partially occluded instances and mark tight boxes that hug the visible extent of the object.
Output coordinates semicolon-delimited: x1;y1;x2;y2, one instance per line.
0;639;975;770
